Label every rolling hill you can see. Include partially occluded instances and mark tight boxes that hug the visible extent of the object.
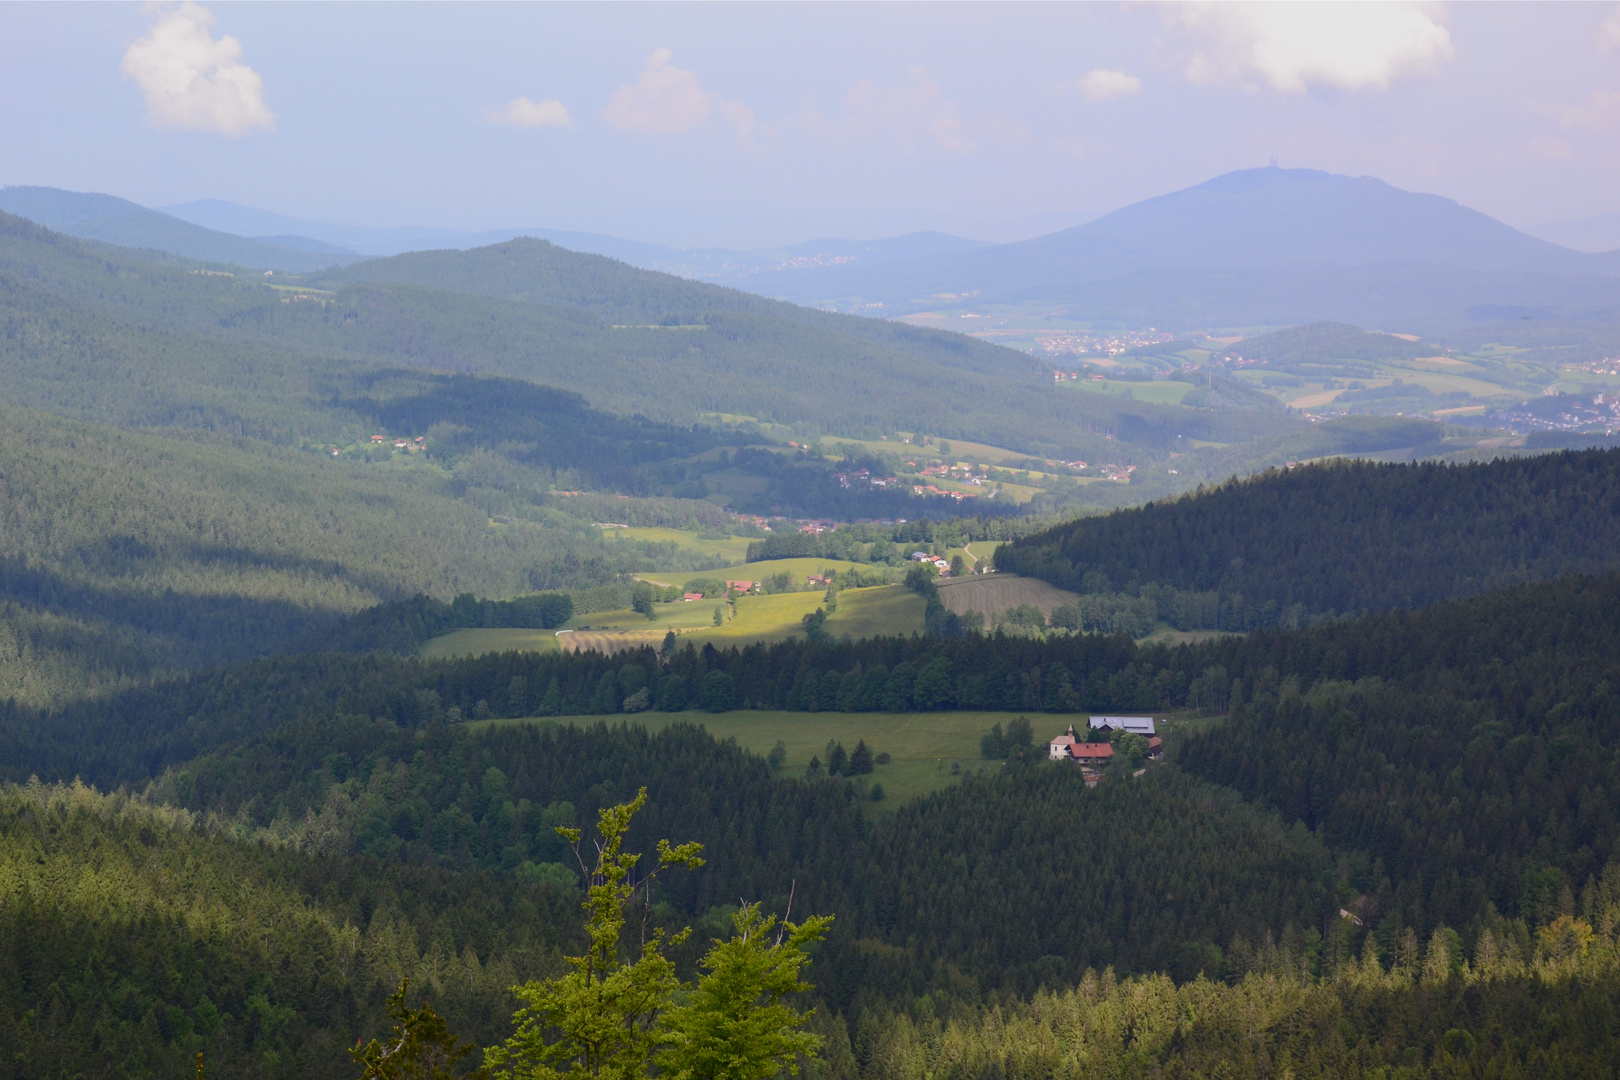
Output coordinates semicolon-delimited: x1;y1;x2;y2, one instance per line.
0;186;359;272
0;210;1297;463
997;447;1620;624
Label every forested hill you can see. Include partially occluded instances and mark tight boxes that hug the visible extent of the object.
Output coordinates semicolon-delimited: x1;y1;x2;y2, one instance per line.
6;567;1620;991
311;237;1040;379
0;401;621;703
10;569;1620;1069
0;211;1294;461
997;448;1620;618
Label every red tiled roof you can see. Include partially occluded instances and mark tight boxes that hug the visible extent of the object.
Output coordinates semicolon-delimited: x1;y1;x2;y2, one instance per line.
1069;743;1114;760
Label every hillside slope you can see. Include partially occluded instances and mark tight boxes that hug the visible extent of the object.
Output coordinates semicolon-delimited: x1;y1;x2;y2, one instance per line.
310;236;1039;378
0;212;1296;461
0;781;573;1079
998;448;1620;621
0;186;358;272
0;400;625;702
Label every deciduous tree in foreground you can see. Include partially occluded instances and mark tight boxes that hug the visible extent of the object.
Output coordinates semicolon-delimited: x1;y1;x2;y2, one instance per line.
353;980;488;1080
483;788;830;1080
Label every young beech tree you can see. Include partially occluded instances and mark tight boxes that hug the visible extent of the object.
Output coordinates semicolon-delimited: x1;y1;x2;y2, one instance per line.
353;979;487;1080
485;789;704;1080
657;904;832;1080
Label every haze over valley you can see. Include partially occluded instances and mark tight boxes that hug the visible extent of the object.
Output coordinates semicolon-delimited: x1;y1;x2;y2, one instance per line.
5;4;1620;1077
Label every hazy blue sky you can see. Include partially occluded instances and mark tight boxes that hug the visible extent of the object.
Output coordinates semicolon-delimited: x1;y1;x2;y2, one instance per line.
2;2;1618;248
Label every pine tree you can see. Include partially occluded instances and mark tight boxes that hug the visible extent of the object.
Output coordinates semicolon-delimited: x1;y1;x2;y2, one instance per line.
657;904;832;1080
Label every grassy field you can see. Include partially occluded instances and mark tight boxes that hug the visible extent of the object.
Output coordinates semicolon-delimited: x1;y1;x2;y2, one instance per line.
936;574;1082;619
1230;349;1545;416
472;707;1185;807
954;541;1004;570
818;584;927;640
472;709;1054;806
419;627;562;660
674;584;925;649
601;526;755;564
820;434;1037;466
638;557;879;588
418;582;927;659
1063;378;1199;405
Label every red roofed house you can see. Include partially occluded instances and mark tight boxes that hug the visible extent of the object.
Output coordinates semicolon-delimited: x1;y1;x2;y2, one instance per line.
682;592;704;602
1050;723;1116;766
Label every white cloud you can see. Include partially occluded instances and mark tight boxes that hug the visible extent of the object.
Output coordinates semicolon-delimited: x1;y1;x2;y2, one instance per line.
804;67;1026;154
602;48;758;146
1600;6;1620;52
718;100;761;148
1174;2;1455;93
1077;69;1142;103
495;97;573;129
121;2;273;136
604;48;710;135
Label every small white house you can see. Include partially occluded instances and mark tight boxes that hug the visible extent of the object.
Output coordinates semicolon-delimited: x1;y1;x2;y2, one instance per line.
1050;723;1079;760
1090;716;1156;736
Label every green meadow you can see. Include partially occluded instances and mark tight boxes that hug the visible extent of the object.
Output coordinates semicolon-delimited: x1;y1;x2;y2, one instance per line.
419;627;561;660
600;525;756;564
1064;378;1200;405
418;582;928;659
469;709;1091;806
637;557;880;588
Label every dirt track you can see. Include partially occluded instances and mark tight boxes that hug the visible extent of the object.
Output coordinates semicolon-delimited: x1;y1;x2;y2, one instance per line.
936;574;1082;618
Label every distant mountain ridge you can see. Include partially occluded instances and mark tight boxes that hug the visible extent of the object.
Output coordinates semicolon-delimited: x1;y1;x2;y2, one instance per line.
160;196;989;280
760;168;1620;332
18;170;1620;334
0;187;360;272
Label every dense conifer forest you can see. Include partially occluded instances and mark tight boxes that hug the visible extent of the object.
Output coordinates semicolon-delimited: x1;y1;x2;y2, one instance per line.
998;448;1620;624
6;553;1620;1073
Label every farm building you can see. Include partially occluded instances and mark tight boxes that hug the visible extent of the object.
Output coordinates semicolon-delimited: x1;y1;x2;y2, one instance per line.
1049;724;1114;762
1051;723;1163;765
1090;716;1156;736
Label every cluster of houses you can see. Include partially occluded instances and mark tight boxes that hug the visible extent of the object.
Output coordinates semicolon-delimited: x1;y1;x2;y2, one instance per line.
908;551;954;573
680;579;761;602
370;434;426;451
833;468;899;490
1050;717;1164;783
913;484;983;501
